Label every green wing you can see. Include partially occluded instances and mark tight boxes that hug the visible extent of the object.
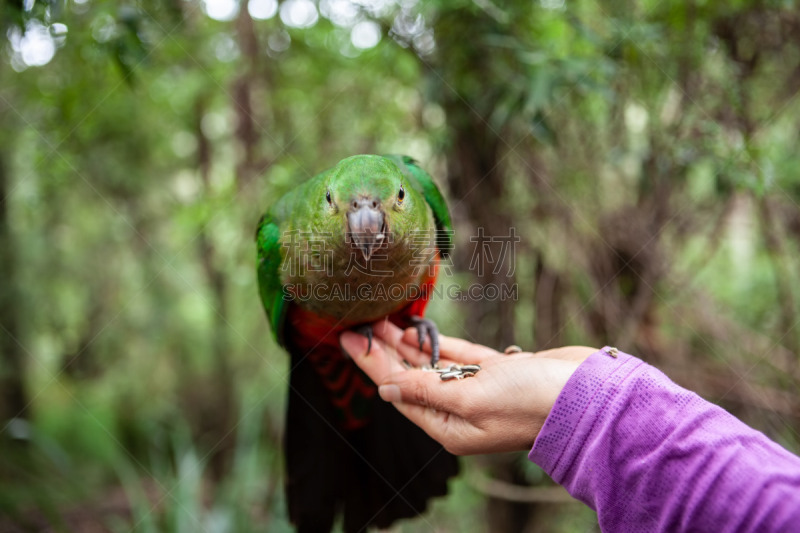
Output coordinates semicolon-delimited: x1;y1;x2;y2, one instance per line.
256;213;288;346
384;155;453;258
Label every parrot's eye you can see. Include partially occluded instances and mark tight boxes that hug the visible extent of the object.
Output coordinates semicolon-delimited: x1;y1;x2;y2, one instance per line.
326;190;332;204
397;186;405;204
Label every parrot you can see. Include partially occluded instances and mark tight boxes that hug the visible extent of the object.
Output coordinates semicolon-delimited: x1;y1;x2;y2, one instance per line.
255;154;459;532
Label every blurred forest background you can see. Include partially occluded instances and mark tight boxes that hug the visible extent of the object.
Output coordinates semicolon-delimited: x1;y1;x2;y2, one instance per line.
2;0;800;531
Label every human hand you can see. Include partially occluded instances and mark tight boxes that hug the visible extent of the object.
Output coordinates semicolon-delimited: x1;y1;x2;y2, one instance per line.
340;320;596;455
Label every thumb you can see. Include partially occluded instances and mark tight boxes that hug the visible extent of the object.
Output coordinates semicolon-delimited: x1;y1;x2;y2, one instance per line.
378;370;469;416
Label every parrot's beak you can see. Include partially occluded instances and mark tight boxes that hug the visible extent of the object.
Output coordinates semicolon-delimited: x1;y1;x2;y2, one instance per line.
347;198;386;261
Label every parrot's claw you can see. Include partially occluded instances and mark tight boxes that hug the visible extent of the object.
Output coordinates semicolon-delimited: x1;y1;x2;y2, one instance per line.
353;324;373;355
410;316;440;368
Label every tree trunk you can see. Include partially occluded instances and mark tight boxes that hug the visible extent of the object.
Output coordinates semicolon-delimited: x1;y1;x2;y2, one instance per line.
0;149;28;427
431;9;532;532
190;97;235;480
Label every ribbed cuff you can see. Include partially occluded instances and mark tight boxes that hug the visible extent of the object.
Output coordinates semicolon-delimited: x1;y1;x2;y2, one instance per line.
528;347;644;485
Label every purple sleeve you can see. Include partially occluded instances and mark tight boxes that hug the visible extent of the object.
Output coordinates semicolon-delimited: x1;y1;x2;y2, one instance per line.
529;347;800;533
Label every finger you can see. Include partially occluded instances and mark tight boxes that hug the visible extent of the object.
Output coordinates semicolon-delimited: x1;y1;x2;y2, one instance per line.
366;319;440;367
401;327;500;365
382;370;474;418
340;331;406;385
530;346;597;363
372;319;430;367
372;319;501;366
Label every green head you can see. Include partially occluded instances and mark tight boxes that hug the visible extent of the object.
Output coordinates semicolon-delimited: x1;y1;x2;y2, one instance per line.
319;155;433;260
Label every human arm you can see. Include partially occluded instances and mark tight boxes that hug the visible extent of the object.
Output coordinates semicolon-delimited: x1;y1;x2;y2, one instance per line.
340;323;800;532
532;345;800;532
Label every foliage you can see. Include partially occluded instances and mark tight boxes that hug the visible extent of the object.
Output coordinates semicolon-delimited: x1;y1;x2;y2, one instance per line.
2;0;800;531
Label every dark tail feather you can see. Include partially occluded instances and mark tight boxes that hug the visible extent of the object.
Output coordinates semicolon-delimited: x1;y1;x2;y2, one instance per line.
342;397;458;532
285;349;346;532
285;351;459;533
